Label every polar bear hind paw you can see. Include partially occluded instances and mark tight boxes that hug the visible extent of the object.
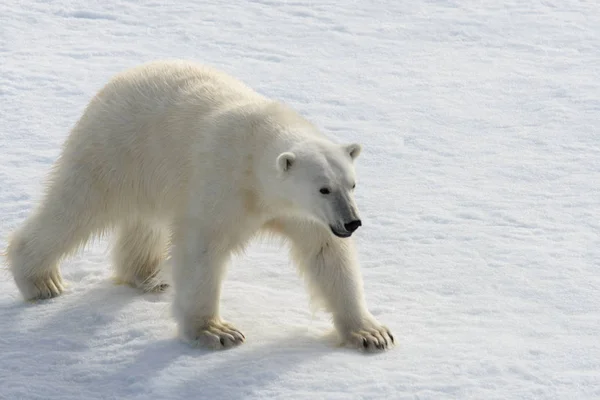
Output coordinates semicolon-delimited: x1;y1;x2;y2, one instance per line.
133;276;169;293
113;272;169;293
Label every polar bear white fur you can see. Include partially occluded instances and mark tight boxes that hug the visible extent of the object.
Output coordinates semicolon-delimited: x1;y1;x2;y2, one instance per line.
5;60;393;352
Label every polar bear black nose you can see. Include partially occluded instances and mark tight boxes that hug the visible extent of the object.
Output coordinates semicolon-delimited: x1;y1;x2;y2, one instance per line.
344;219;362;233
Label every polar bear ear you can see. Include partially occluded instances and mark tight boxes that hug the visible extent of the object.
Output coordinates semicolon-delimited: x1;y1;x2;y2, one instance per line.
276;152;296;172
345;143;362;160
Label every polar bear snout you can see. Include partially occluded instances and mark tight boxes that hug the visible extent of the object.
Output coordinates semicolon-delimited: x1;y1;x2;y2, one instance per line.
344;219;362;233
330;219;361;238
326;191;362;238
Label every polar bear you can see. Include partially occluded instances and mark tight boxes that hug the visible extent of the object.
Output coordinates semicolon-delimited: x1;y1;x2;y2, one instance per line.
5;60;393;352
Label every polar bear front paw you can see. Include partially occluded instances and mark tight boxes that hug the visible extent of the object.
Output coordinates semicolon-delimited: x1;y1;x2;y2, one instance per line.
14;271;65;301
181;319;245;350
341;321;394;352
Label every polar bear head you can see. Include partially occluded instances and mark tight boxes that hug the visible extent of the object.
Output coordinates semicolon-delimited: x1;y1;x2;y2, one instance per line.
275;140;363;238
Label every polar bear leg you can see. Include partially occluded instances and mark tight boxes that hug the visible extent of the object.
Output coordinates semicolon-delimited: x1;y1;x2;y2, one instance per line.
7;170;108;301
170;225;245;350
113;220;169;292
271;218;394;352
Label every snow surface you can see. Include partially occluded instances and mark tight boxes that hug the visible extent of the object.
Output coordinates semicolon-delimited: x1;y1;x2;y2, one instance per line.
1;0;599;399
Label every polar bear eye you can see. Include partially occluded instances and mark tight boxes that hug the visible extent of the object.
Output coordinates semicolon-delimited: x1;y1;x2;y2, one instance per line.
319;188;331;195
352;183;356;189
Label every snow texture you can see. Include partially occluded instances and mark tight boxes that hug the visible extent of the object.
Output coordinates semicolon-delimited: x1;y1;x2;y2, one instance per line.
1;1;599;399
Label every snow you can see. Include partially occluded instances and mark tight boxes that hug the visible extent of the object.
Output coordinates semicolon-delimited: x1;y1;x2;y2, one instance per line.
1;0;599;399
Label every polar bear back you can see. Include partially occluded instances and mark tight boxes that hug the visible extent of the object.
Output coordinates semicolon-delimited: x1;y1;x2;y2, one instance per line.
56;61;276;220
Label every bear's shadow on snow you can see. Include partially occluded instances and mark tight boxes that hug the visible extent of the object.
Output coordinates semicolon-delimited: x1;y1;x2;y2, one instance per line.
7;280;139;350
6;278;343;398
117;331;337;398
